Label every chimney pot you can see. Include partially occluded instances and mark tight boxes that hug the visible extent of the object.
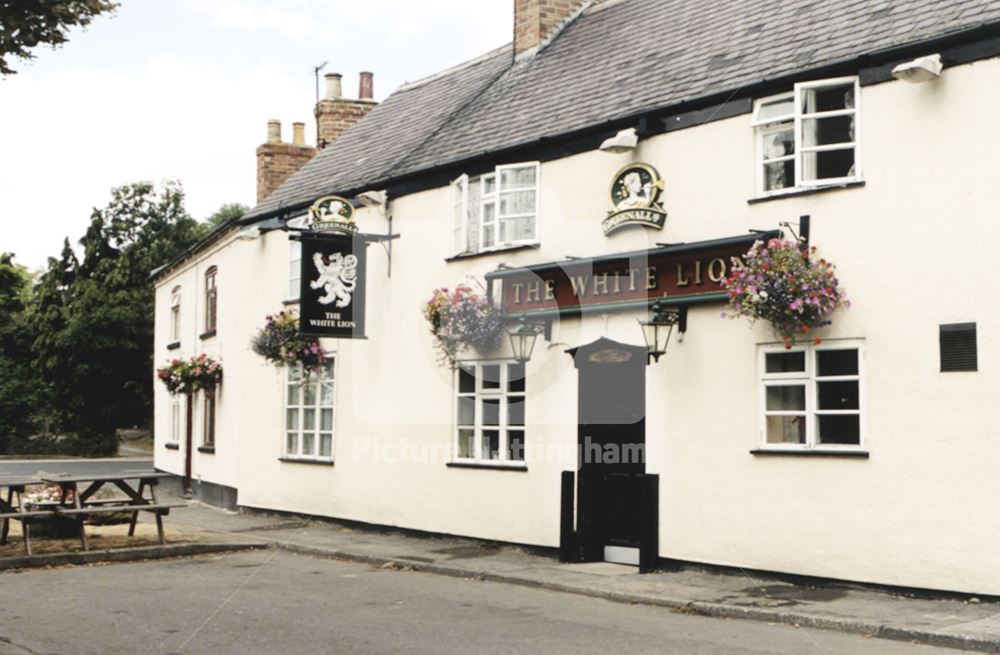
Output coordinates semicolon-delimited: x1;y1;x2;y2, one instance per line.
266;119;282;144
325;73;343;100
292;122;306;146
359;71;374;100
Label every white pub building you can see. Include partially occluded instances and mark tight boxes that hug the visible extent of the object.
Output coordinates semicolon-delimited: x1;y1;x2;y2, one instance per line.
153;0;1000;594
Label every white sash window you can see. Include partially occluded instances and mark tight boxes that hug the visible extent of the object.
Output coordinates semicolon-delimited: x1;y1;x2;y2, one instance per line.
450;162;540;256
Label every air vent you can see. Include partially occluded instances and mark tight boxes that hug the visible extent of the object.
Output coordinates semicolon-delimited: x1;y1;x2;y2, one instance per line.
940;323;977;372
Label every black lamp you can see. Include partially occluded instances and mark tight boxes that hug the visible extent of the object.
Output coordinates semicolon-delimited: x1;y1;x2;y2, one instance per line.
638;300;683;363
507;315;545;363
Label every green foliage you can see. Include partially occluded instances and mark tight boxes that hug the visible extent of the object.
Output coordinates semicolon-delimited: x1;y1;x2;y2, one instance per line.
0;0;119;75
0;252;35;452
21;181;203;455
203;203;248;231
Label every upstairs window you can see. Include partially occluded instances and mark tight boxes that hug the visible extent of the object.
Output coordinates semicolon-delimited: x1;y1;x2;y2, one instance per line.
204;266;218;333
451;162;539;256
288;217;307;300
169;287;181;343
753;77;860;195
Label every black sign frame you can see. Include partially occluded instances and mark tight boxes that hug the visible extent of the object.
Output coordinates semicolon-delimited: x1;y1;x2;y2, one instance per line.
298;233;367;339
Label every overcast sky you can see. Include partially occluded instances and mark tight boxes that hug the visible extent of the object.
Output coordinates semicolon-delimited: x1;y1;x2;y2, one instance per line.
0;0;511;271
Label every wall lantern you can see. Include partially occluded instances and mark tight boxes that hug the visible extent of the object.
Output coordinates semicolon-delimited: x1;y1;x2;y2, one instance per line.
638;300;686;363
891;54;942;83
508;315;545;363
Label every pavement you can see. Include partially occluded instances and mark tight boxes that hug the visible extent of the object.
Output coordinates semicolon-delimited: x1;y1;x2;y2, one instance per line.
158;502;1000;654
0;549;966;655
0;457;153;478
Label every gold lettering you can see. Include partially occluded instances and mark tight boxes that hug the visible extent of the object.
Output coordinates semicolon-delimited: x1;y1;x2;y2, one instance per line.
676;263;690;287
570;275;590;297
612;273;622;294
694;260;703;285
628;268;640;292
512;283;524;304
545;279;556;300
708;258;727;283
646;267;658;290
526;281;542;303
593;273;609;295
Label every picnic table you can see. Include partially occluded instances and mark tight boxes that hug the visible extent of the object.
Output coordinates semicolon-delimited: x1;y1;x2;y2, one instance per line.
1;471;185;555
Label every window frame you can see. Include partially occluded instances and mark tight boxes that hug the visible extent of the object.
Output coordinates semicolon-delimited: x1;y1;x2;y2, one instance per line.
169;287;181;343
204;266;218;333
202;389;216;448
757;340;865;452
451;162;540;256
287;217;307;300
753;76;861;196
169;396;182;444
453;361;526;466
283;358;336;462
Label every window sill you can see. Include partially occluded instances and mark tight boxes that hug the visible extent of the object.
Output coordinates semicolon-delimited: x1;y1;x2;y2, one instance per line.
282;298;300;306
446;461;528;472
279;457;334;466
166;341;181;351
165;442;180;450
197;446;215;454
750;448;868;459
199;330;217;340
747;180;865;204
446;243;539;262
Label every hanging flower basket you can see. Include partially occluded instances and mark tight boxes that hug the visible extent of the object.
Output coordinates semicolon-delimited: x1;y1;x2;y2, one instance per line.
156;354;223;394
250;311;327;373
424;283;504;364
722;238;849;348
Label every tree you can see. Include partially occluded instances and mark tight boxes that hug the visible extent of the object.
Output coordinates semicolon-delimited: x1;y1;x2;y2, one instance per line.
0;252;34;452
0;0;118;75
203;203;248;231
25;181;203;455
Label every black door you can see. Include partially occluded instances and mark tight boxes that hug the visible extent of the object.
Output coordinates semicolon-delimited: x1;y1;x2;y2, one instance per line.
566;338;657;568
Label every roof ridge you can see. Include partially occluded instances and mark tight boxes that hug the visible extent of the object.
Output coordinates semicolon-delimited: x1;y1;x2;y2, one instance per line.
398;44;512;93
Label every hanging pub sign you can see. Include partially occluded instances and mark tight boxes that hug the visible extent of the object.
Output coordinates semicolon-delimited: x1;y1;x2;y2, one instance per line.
299;195;367;338
486;232;779;318
602;163;667;235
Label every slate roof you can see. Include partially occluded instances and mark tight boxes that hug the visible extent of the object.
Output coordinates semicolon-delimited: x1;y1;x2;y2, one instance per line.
245;0;1000;221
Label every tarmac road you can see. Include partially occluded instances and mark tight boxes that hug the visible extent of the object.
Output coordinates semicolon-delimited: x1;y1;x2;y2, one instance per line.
0;549;966;655
0;457;154;479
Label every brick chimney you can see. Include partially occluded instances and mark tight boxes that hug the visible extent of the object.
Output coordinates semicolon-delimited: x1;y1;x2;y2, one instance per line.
314;72;377;150
256;119;317;204
514;0;587;58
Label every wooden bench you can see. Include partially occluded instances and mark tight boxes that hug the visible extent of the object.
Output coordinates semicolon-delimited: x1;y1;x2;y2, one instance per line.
0;510;56;556
54;503;186;545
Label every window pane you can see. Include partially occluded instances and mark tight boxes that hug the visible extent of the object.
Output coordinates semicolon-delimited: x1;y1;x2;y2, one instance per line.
482;399;500;426
482;201;496;225
286;432;298;454
801;84;854;113
288;366;302;384
508;431;525;461
763;160;795;192
303;382;317;406
500;166;536;189
482;224;495;248
508;364;525;392
765;385;805;411
458;429;475;458
765;351;806;373
323;359;335;380
766;416;806;444
483;174;496;195
302;432;315;455
458;367;475;393
499;190;535;216
481;365;501;389
303;409;316;430
817;415;861;445
321;382;334;406
803;116;854;147
457;397;475;426
757;98;793;123
321;409;333;431
482;430;500;460
285;409;298;430
817;381;859;410
287;382;299;405
817;349;858;376
508;399;525;426
499;216;535;242
762;128;794;158
319;434;332;458
802;148;855;180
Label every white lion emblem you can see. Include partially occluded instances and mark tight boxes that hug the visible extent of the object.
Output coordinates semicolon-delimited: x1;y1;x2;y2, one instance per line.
311;251;358;308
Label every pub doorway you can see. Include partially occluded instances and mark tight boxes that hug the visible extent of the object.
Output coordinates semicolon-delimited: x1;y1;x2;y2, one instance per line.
560;337;659;572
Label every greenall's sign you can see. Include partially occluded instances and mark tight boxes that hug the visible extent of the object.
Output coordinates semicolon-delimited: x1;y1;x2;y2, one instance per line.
309;195;357;234
602;163;667;236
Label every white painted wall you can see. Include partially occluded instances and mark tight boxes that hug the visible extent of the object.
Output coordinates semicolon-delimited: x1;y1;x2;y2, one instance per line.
154;56;1000;593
